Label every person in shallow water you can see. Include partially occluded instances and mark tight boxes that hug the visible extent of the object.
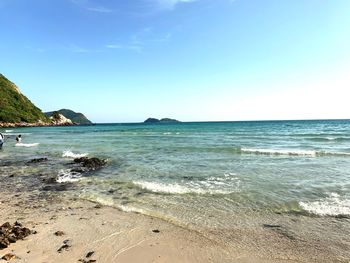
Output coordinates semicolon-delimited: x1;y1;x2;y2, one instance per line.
16;134;22;144
0;132;4;148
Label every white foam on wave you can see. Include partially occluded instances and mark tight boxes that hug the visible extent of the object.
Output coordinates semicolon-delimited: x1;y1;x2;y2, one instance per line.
56;169;82;183
62;150;88;158
15;143;39;147
241;147;350;157
118;205;146;214
241;148;316;156
135;181;198;194
163;132;172;135
134;174;240;195
5;130;13;132
300;193;350;216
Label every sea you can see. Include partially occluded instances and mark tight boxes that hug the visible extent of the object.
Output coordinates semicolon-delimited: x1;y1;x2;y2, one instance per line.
1;119;350;260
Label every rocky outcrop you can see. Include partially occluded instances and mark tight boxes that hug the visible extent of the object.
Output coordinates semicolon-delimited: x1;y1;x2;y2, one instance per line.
72;157;107;172
49;113;73;125
27;158;48;164
0;121;76;128
45;109;92;125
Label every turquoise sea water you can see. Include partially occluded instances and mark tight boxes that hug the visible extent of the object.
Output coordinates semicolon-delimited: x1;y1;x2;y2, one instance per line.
1;120;350;256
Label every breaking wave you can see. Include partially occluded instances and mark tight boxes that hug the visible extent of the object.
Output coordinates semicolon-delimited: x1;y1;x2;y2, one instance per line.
240;148;350;157
133;174;240;195
62;150;88;158
118;205;146;214
15;143;39;147
56;169;82;183
299;193;350;216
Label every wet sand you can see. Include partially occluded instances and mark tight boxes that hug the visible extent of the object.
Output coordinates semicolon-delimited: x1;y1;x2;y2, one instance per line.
0;190;304;263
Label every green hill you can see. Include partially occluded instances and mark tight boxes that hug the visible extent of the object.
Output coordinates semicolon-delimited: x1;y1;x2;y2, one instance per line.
0;74;48;123
45;109;92;125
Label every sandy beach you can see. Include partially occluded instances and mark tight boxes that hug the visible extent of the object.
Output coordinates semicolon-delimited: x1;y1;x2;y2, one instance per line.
0;190;301;263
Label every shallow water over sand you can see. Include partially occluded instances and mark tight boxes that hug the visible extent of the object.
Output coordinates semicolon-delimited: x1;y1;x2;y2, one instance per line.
1;120;350;261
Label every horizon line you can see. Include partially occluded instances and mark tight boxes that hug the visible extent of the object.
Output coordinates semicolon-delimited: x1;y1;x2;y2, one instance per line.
91;118;350;125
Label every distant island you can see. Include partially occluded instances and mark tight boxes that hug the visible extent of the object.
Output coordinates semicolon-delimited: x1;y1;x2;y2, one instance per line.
144;118;180;124
0;73;92;127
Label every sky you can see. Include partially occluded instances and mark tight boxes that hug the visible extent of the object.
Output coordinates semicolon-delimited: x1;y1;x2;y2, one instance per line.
0;0;350;123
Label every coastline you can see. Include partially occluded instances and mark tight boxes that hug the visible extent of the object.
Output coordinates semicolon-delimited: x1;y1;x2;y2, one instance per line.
0;122;91;128
1;122;350;263
0;190;296;263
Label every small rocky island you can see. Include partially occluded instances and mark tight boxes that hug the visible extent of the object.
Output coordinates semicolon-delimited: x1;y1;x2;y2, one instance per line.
144;118;180;124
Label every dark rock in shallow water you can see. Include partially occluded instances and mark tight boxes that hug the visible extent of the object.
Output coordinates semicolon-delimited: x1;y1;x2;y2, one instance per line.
73;157;89;163
86;251;95;258
27;158;48;164
42;184;69;192
42;177;57;184
73;157;107;171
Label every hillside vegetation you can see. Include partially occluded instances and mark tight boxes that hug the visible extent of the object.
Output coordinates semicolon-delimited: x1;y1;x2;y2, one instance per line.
0;74;48;123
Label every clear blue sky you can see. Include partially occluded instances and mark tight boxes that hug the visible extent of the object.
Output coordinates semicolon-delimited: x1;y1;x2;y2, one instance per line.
1;0;349;123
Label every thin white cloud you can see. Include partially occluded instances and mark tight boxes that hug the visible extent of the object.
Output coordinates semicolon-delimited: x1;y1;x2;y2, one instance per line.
152;0;197;10
106;27;171;53
70;0;114;13
69;44;102;53
105;44;123;49
105;44;143;53
86;6;113;13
